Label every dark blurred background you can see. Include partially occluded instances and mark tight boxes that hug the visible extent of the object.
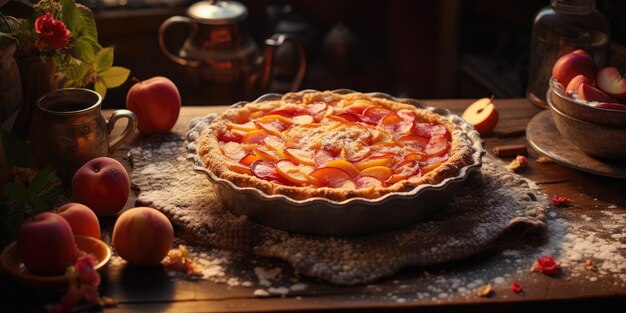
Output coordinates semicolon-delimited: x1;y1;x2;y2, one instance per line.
9;0;626;108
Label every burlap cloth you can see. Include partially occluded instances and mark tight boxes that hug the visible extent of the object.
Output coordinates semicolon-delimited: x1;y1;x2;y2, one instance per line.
128;115;548;285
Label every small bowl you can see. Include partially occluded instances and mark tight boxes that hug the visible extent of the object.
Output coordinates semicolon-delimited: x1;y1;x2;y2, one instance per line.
547;91;626;161
548;77;626;128
0;235;112;288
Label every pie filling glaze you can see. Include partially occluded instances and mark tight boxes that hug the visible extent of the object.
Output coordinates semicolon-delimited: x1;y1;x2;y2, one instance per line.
197;91;478;201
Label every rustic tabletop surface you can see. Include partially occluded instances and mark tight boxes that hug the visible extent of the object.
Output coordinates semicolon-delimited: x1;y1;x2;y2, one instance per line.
2;98;625;312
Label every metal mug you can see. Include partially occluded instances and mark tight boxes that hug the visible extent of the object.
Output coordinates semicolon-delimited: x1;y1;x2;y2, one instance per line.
35;88;137;183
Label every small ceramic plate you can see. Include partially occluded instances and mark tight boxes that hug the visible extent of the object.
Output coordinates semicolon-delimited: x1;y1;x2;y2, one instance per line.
0;235;111;288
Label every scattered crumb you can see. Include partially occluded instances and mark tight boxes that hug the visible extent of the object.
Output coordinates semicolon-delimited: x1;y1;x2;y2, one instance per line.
253;289;270;297
476;284;494;297
507;155;527;172
536;156;553;163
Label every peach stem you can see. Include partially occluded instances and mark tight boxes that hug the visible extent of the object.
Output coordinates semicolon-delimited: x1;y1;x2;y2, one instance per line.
477;95;495;114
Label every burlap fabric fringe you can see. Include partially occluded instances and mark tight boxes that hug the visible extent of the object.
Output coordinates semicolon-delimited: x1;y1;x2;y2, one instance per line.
129;116;548;285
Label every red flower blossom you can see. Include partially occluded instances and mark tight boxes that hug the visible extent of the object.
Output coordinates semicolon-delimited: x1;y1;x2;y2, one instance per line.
533;255;560;276
34;12;71;50
511;282;523;294
551;195;571;207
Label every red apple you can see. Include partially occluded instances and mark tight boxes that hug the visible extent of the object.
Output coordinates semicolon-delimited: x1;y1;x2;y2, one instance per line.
577;82;613;102
596;67;626;99
565;74;591;97
72;157;130;216
57;203;101;239
126;76;181;133
552;49;598;87
17;212;79;275
461;97;499;135
112;207;173;266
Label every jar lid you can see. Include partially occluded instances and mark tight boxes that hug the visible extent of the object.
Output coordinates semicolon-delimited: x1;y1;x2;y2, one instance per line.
187;0;248;25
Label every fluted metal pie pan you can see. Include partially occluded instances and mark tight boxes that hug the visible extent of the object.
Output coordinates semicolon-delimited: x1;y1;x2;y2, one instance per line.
186;90;484;236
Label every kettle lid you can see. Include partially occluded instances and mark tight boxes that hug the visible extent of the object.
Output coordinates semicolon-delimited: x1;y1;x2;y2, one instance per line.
187;0;248;25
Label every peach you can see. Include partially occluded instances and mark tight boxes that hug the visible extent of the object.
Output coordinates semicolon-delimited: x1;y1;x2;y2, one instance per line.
565;74;591;96
461;97;499;135
17;212;79;275
596;67;626;99
112;207;174;266
577;82;613;102
126;76;181;133
57;203;101;239
72;157;130;216
552;49;598;86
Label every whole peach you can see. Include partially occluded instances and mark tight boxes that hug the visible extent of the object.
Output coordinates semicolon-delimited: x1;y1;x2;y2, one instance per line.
72;157;130;216
17;212;79;275
57;203;101;239
112;207;173;266
552;49;598;87
126;76;181;134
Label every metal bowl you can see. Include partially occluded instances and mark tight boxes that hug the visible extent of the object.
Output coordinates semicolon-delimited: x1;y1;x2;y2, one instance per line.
548;77;626;128
547;90;626;161
186;90;484;236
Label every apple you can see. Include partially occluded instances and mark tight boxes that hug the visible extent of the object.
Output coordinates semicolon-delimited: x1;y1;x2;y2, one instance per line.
577;82;613;102
112;207;173;266
461;97;499;135
126;76;181;133
57;203;101;239
565;74;591;96
552;49;598;86
596;67;626;99
72;157;130;216
17;212;79;275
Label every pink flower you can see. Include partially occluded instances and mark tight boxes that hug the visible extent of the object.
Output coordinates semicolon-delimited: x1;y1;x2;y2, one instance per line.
34;12;71;50
533;255;560;276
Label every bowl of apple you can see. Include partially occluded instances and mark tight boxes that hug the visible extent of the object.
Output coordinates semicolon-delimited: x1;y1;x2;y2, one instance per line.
547;50;626;160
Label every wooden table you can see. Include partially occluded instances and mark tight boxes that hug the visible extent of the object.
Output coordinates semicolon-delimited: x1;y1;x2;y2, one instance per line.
2;98;626;312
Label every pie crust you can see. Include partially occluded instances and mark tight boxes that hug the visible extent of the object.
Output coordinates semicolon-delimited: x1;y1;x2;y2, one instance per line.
196;91;478;201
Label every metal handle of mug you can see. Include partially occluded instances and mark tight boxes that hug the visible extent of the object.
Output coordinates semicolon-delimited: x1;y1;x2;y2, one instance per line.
106;109;137;154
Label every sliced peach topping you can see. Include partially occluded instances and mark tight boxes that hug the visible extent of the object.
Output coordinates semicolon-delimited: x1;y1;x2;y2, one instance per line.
227;120;258;132
221;142;247;161
420;155;448;174
403;151;427;162
424;134;449;157
309;167;356;189
284;148;316;166
242;129;268;144
360;166;393;181
263;135;283;147
399;135;429;150
240;153;261;166
355;154;394;171
387;160;420;184
252;147;280;162
254;115;293;135
362;106;393;124
355;176;384;189
291;115;314;125
276;160;311;185
324;160;360;178
340;142;371;162
333;112;361;122
379;113;414;135
313;148;336;167
250;160;280;181
227;162;251;175
218;131;244;143
414;123;450;140
307;102;328;116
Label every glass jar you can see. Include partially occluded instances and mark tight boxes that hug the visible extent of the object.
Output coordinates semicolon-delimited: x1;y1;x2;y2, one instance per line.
526;0;610;108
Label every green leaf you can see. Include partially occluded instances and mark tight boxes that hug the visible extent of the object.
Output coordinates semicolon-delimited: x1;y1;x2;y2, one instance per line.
61;0;83;34
99;66;130;88
93;47;114;73
77;4;98;40
4;184;30;204
72;36;98;62
28;166;55;195
1;128;33;168
94;80;107;99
